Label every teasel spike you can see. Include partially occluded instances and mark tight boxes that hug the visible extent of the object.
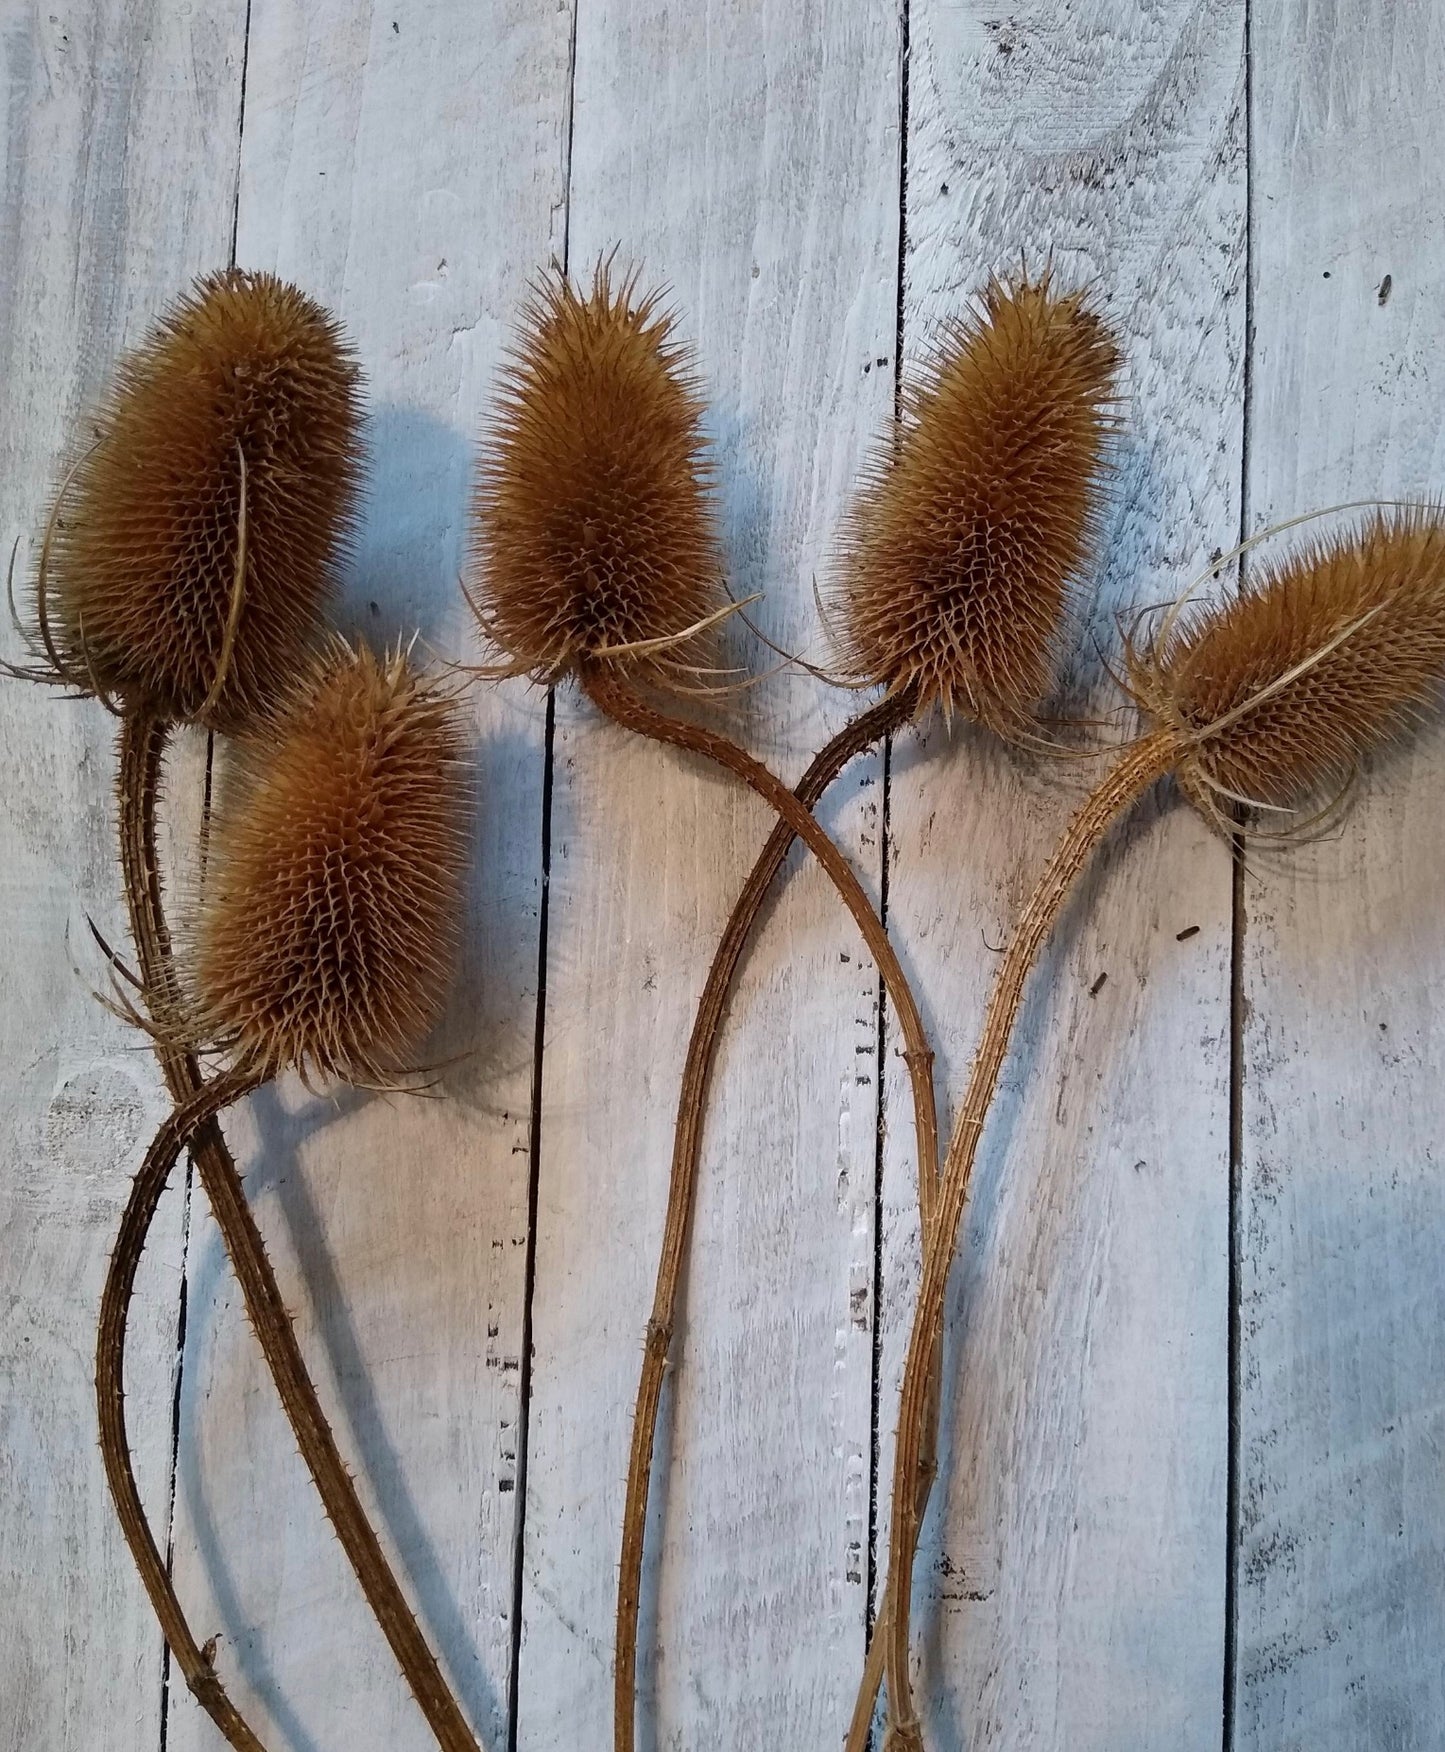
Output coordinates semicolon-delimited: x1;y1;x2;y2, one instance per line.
469;259;731;695
190;638;473;1089
834;270;1123;735
23;268;363;732
870;507;1445;1752
1129;508;1445;815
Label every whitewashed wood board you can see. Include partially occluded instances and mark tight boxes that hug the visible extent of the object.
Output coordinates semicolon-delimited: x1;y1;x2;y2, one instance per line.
1;1;1442;1749
515;2;900;1746
1235;1;1445;1745
0;5;244;1748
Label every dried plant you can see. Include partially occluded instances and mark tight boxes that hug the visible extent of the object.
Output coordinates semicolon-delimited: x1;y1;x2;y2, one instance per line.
466;265;943;1752
36;247;1442;1752
98;641;479;1752
870;510;1445;1752
11;274;486;1752
836;273;1120;730
31;268;362;732
193;641;471;1087
834;276;1121;1751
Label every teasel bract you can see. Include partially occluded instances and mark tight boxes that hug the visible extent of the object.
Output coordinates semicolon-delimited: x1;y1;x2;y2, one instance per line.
15;274;483;1752
466;264;1121;1752
870;508;1445;1752
97;642;476;1752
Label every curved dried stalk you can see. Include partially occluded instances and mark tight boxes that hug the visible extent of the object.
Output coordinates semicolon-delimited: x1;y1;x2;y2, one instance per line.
115;710;485;1752
867;728;1183;1750
869;515;1445;1744
96;1065;269;1750
613;684;934;1752
580;667;940;1752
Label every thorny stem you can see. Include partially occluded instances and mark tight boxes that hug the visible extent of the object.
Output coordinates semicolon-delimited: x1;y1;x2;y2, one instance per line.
115;710;485;1752
579;669;941;1752
96;1066;269;1751
870;727;1184;1751
844;1479;930;1752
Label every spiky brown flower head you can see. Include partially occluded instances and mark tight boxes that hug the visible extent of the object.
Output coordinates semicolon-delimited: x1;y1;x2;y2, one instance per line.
835;272;1122;732
466;264;726;694
1129;511;1445;815
190;641;471;1088
38;269;363;732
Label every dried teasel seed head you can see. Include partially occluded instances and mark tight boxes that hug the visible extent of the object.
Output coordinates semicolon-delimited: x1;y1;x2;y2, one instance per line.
37;269;363;731
466;264;726;692
191;641;471;1087
835;272;1122;731
1130;511;1445;814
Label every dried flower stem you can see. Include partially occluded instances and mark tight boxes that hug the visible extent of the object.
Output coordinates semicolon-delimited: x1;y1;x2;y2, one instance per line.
580;667;939;1752
868;727;1184;1750
613;684;935;1752
844;1501;927;1752
96;1064;268;1750
113;710;484;1752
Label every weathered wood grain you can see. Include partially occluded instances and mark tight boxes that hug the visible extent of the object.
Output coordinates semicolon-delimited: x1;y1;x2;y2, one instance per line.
0;4;245;1748
161;6;572;1749
513;3;903;1745
1235;3;1445;1743
873;2;1245;1745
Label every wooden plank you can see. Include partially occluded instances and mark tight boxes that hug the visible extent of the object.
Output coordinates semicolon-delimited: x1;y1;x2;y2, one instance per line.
0;4;245;1749
874;3;1246;1745
161;6;573;1748
514;2;903;1745
1235;3;1445;1742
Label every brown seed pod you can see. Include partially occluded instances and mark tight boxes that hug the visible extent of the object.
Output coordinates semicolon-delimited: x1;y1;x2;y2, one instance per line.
466;264;727;691
835;272;1122;731
1130;510;1445;814
191;641;471;1087
38;269;363;732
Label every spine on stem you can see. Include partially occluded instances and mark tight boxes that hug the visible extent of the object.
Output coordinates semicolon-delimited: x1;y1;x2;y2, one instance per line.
584;663;940;1749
